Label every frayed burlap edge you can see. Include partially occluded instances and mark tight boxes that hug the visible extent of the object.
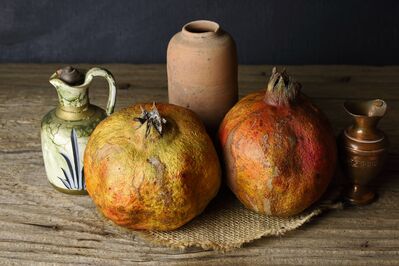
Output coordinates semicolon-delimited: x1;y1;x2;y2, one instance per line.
135;198;342;252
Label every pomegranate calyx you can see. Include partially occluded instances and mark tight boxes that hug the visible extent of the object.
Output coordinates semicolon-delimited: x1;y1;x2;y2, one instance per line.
265;67;301;107
134;102;167;138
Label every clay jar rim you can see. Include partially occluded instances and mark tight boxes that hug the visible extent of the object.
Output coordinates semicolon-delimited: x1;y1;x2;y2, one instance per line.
182;20;221;39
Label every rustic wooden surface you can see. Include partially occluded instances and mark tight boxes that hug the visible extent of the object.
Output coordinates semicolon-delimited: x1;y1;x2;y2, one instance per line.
0;64;398;265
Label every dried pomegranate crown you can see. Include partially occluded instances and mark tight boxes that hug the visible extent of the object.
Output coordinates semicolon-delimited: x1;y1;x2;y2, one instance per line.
265;67;301;106
134;103;167;138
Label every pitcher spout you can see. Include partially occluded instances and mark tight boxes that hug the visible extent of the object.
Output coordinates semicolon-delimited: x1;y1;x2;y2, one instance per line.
344;99;387;118
344;99;387;141
50;66;90;112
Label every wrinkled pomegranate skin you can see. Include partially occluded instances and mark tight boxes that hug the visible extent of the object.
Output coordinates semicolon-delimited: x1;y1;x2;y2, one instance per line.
219;91;337;216
85;103;221;231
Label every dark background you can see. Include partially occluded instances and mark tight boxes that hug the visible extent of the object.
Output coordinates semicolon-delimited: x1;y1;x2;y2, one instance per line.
1;0;399;65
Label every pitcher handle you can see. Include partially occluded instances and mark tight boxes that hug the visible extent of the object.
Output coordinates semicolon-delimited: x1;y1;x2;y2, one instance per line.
85;67;117;116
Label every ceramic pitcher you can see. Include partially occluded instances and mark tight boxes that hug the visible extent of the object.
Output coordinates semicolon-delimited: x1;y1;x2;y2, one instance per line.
41;66;116;194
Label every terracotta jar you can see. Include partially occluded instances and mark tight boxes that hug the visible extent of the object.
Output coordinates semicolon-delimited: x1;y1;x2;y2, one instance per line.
167;20;238;133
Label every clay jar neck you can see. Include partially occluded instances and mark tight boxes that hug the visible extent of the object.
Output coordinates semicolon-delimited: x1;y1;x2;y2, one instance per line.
344;99;387;141
181;20;221;40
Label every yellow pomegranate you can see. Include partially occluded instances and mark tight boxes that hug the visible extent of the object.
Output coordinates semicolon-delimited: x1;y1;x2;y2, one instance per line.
84;103;221;231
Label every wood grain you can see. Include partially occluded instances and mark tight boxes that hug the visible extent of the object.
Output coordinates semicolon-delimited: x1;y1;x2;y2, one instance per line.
0;64;398;265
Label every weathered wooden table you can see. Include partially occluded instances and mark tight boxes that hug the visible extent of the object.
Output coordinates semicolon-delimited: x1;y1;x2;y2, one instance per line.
1;64;398;265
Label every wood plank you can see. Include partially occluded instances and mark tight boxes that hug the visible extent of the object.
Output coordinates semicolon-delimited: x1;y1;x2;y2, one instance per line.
0;64;398;265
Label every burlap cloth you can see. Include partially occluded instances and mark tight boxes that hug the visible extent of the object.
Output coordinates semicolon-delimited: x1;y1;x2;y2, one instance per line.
137;188;342;251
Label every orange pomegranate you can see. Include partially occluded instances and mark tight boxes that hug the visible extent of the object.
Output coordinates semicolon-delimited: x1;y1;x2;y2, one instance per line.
84;103;221;230
219;68;336;216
